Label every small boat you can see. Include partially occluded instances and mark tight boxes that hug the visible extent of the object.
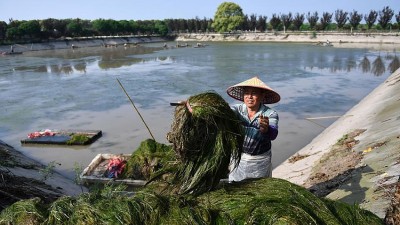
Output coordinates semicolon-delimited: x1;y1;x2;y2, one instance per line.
80;153;147;186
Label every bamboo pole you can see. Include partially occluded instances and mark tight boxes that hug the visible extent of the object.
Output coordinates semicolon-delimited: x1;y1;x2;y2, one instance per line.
305;115;342;128
116;78;155;141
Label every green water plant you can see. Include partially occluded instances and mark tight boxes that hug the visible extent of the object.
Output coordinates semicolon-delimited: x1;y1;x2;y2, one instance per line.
67;134;90;145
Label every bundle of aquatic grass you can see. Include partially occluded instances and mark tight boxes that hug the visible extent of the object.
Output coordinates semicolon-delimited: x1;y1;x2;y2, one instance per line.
0;197;47;225
166;91;244;195
195;178;383;225
0;179;383;225
121;139;175;180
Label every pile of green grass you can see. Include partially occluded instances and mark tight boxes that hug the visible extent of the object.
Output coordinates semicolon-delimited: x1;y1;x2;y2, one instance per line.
0;178;383;225
166;92;244;195
121;139;175;180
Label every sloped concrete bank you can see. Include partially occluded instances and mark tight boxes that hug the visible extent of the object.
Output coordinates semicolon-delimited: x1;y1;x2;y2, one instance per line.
273;68;400;221
176;32;400;50
0;36;167;53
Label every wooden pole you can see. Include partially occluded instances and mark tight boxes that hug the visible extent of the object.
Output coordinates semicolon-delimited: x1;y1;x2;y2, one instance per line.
116;78;156;141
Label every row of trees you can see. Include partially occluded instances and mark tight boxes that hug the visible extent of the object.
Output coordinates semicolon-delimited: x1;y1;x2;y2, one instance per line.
213;3;400;32
0;3;399;43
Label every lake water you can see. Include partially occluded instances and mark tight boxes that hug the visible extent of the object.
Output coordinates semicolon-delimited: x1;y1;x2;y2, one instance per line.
0;42;398;179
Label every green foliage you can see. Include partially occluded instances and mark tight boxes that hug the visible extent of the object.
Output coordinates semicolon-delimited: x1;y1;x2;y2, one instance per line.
66;19;83;37
39;161;60;181
167;92;244;196
67;134;90;145
18;20;41;38
0;198;47;225
154;21;168;36
212;2;245;33
0;179;384;225
122;139;175;180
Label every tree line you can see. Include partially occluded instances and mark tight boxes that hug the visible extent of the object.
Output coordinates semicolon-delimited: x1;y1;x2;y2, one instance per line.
0;5;399;44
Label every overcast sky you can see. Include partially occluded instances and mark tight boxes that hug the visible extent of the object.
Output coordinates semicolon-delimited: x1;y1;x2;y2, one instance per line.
1;0;399;22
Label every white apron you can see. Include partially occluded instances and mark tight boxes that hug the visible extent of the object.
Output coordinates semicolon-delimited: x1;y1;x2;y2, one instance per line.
228;151;272;182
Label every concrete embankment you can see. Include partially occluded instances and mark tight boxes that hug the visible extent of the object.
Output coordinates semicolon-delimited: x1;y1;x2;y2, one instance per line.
176;32;400;50
0;36;167;53
273;68;400;220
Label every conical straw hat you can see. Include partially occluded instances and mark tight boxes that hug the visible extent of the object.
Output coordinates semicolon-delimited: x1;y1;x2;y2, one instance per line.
226;76;280;104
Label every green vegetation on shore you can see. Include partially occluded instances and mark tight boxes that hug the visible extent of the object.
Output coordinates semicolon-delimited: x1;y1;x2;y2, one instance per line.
0;3;398;45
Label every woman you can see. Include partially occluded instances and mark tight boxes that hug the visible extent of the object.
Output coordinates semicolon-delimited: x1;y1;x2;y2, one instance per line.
226;76;280;182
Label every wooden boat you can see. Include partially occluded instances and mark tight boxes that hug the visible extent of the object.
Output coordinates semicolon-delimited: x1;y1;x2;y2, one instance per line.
20;129;102;145
80;153;230;187
80;153;147;186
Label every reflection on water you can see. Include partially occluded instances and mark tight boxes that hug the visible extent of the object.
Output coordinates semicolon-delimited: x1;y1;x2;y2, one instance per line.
388;55;400;73
359;56;371;73
0;42;399;179
306;53;399;76
12;46;398;78
372;56;385;76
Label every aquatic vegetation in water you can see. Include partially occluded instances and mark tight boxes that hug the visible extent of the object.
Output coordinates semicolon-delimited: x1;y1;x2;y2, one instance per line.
66;134;90;145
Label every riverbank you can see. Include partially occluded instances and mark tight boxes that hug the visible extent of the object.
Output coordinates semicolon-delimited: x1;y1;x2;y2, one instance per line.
0;140;85;210
273;67;400;221
2;32;400;54
176;32;400;50
0;36;168;54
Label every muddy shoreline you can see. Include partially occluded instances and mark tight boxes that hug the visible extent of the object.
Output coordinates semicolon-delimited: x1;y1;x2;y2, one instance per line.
2;32;400;54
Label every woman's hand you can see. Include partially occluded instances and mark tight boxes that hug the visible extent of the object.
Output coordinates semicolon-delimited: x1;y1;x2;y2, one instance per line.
259;114;269;133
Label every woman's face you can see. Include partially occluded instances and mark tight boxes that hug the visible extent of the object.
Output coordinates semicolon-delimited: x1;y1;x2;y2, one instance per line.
243;87;264;109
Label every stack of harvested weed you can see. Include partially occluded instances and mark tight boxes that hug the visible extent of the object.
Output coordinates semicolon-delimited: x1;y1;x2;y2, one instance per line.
166;91;244;195
0;92;385;224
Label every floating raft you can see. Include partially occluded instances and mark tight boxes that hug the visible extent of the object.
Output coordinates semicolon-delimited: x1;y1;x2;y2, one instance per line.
20;129;102;145
80;153;147;186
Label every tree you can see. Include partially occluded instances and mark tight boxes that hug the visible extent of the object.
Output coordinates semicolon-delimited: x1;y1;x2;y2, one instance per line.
378;6;394;29
256;15;267;32
66;19;83;37
320;12;333;30
396;11;400;28
0;21;8;40
92;19;113;35
364;10;378;29
307;12;318;30
212;2;244;33
281;13;293;31
154;20;168;36
240;14;250;31
293;13;305;30
5;27;21;40
19;20;41;38
249;14;257;31
270;14;281;30
334;9;348;29
349;10;362;30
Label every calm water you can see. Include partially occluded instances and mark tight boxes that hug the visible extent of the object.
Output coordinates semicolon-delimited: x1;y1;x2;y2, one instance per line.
0;42;398;179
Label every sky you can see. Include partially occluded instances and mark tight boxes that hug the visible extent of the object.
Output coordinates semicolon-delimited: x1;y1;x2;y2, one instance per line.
0;0;399;22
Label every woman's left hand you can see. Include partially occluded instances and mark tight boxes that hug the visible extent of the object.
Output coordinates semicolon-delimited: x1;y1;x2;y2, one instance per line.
259;115;269;133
